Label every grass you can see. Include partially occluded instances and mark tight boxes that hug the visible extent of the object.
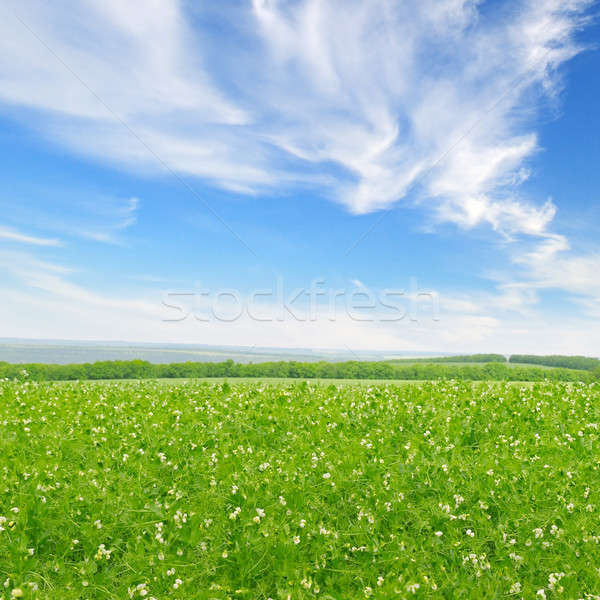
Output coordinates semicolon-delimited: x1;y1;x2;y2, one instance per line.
53;377;435;386
53;377;538;388
1;379;599;598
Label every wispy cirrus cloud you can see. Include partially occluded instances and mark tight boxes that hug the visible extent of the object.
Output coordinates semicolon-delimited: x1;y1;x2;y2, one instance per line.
512;234;600;316
0;0;591;230
0;225;61;246
1;194;140;246
76;196;140;244
250;0;591;231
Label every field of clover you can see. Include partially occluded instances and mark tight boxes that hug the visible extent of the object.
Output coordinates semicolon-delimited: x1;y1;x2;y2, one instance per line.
1;379;600;599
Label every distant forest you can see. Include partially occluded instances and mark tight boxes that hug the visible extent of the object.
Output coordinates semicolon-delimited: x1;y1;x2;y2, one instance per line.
389;353;507;364
1;357;598;382
391;353;600;371
508;354;600;371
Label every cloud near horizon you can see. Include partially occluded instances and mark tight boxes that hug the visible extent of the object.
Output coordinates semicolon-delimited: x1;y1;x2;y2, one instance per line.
1;245;599;355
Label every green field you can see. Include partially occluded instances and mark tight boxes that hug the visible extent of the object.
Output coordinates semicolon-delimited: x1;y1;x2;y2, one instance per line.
54;377;435;386
55;376;434;384
1;379;599;598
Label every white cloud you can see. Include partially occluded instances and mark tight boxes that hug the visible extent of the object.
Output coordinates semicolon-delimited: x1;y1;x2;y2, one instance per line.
2;246;599;355
0;0;591;230
249;0;590;227
0;0;245;123
0;225;61;246
1;195;140;246
515;239;600;310
76;196;140;244
0;249;162;317
3;271;600;355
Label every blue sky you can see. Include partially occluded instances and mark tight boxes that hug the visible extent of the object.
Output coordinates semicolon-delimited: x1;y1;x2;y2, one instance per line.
0;0;599;354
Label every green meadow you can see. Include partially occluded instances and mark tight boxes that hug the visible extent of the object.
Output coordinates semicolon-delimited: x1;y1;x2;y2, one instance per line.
1;379;600;598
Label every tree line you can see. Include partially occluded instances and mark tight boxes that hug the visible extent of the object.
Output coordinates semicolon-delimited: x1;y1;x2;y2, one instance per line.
390;354;507;364
0;359;596;382
509;354;600;371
